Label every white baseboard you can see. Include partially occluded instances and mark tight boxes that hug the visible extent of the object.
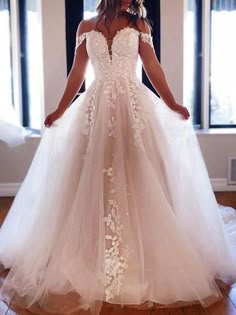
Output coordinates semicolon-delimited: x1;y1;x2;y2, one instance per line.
0;179;236;197
0;183;21;197
210;178;236;192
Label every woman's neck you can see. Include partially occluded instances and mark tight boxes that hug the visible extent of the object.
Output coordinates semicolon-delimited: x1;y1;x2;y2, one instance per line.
120;0;131;12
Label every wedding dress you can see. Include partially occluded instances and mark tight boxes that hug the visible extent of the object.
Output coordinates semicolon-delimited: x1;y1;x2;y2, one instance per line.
1;26;236;315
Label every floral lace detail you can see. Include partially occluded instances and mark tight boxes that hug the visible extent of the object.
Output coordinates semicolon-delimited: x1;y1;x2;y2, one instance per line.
140;32;154;49
129;82;147;149
75;32;87;53
108;116;116;137
102;162;131;302
104;79;125;137
104;77;126;109
79;28;149;147
81;88;96;137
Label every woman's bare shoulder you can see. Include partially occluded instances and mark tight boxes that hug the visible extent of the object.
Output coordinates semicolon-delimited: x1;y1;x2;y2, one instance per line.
136;19;151;34
76;18;97;35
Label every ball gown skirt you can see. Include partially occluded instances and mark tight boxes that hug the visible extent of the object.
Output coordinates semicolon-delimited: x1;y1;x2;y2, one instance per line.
0;27;236;315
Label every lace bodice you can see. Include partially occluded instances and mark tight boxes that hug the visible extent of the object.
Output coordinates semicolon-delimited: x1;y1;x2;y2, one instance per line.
75;27;154;80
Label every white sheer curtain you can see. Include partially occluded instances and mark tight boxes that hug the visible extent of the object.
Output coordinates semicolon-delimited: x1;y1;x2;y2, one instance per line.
0;107;31;147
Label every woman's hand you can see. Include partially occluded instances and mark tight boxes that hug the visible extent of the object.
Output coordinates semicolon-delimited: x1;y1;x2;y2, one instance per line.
44;109;64;128
171;103;190;120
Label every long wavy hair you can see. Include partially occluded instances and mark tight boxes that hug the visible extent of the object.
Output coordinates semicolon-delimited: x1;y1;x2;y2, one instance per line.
95;0;152;33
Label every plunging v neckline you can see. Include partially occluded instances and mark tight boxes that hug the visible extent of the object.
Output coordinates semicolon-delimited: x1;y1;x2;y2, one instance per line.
89;27;139;62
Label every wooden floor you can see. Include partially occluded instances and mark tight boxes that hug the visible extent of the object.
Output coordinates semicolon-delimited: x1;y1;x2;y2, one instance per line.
1;193;236;315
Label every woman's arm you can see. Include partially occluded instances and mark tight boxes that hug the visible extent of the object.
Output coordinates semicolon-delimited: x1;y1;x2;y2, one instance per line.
138;21;190;120
44;20;89;127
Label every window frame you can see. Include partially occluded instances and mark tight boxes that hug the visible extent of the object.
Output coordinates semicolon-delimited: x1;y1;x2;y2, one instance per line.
193;0;202;127
185;0;203;127
7;0;23;124
201;0;236;129
19;0;30;127
3;0;41;131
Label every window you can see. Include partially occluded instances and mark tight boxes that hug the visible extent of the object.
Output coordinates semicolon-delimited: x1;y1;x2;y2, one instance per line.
22;0;41;130
83;0;97;88
0;0;41;130
210;0;236;127
184;0;202;126
84;0;98;19
184;0;236;128
0;0;13;111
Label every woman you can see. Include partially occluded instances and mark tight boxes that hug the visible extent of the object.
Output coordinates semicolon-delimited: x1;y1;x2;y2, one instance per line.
1;0;236;314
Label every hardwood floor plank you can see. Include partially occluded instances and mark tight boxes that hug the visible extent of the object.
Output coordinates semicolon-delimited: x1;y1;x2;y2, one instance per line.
123;311;150;315
207;296;236;315
215;192;236;208
100;307;123;315
0;208;9;226
0;197;13;226
110;307;150;315
0;197;14;211
181;305;209;315
151;307;184;315
101;303;151;314
7;303;92;315
6;304;33;315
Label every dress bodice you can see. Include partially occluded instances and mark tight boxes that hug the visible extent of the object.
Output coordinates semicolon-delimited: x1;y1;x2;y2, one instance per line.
75;27;154;81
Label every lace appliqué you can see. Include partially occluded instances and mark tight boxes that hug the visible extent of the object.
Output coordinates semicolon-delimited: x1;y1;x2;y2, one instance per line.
129;82;147;149
104;80;125;137
104;79;126;110
140;32;154;49
102;163;131;302
108;116;116;137
75;32;87;53
81;87;96;138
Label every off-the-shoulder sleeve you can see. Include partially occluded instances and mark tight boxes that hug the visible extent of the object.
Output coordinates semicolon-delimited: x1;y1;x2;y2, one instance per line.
75;32;87;53
139;32;154;49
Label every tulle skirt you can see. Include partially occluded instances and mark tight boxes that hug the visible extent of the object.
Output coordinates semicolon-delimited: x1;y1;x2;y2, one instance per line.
1;77;236;315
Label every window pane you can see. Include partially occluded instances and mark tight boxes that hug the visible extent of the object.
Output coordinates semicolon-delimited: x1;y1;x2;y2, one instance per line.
184;0;201;126
0;0;13;107
83;0;142;89
84;0;98;88
84;0;98;19
210;0;236;126
25;0;41;129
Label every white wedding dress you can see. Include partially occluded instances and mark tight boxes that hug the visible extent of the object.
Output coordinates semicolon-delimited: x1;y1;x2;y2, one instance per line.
1;26;236;315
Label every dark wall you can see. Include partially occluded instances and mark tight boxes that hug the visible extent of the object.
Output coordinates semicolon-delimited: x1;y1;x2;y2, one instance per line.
65;0;83;75
142;0;161;95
